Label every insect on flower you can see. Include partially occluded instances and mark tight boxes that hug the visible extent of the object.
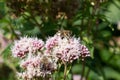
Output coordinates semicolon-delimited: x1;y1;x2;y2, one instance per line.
56;29;72;39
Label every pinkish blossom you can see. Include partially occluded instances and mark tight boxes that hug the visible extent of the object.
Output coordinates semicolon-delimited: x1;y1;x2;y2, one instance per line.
11;31;90;80
11;37;44;58
45;35;60;52
45;34;90;63
20;56;40;69
80;45;90;59
18;55;57;79
53;37;81;62
31;38;44;53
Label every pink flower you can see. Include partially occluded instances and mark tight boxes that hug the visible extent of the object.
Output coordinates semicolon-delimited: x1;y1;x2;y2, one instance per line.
20;56;40;69
11;37;44;58
11;37;30;58
80;45;90;59
46;34;90;63
31;38;44;53
11;31;90;80
54;37;81;62
19;55;57;79
45;35;60;52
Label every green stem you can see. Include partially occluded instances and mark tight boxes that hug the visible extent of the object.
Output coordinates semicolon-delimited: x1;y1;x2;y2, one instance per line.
64;63;67;80
80;60;85;80
86;68;90;79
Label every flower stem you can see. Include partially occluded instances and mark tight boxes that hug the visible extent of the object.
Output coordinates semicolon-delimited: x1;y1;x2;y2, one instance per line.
64;63;67;80
86;68;90;79
80;60;85;80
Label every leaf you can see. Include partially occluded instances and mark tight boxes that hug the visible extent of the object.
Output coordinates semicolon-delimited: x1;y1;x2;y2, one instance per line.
1;43;12;59
4;59;17;73
100;30;111;38
24;27;40;36
72;64;82;74
72;20;81;26
90;47;94;59
104;67;120;80
85;57;105;78
104;0;120;23
1;43;17;73
0;1;6;17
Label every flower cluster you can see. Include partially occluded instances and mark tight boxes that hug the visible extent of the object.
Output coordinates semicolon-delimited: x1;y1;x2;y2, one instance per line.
45;33;90;63
11;37;44;58
11;37;57;80
11;31;90;80
18;55;57;79
80;45;90;58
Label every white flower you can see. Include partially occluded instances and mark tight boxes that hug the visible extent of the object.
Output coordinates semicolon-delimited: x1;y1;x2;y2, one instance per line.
11;31;90;80
11;37;44;58
31;38;44;53
45;35;60;52
18;54;57;79
53;37;81;62
80;45;90;58
45;33;90;63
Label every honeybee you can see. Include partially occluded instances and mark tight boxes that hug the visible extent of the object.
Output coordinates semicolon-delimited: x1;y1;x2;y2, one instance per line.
56;29;72;39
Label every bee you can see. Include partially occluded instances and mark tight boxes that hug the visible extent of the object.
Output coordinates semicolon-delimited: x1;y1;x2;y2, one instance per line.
56;29;72;39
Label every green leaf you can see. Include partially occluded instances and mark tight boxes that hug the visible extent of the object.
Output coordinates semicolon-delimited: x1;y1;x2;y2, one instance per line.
72;20;81;26
1;43;12;59
104;0;120;23
0;1;6;17
104;67;120;80
90;47;94;59
72;64;82;74
100;30;111;38
24;27;40;36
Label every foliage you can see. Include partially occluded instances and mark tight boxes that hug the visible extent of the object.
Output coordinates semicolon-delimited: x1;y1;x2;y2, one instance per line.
0;0;120;80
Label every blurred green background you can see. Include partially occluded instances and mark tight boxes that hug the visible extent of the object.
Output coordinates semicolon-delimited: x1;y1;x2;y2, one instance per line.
0;0;120;80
